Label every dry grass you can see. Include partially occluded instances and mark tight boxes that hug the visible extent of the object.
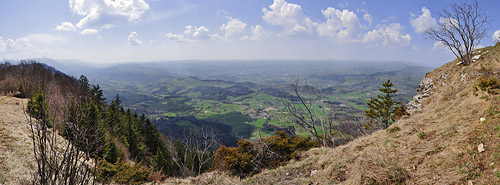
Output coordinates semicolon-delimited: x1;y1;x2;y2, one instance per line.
0;96;35;184
160;43;500;184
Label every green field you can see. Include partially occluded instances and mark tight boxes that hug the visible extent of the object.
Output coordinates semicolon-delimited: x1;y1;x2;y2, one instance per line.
91;61;430;140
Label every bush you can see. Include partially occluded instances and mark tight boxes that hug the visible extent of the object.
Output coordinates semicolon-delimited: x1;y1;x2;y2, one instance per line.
478;76;500;94
214;131;318;177
386;126;401;133
97;159;151;184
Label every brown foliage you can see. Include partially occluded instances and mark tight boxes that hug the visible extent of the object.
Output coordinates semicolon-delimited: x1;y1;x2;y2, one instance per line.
96;159;151;184
477;76;500;94
213;131;318;177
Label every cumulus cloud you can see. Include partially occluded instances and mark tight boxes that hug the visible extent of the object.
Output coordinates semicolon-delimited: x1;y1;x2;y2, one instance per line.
0;37;35;53
127;32;142;45
362;23;411;46
316;7;361;40
220;17;247;39
262;0;315;36
166;25;213;42
55;22;76;31
494;30;500;43
242;25;269;40
69;0;150;29
80;29;98;35
410;7;437;33
165;33;187;42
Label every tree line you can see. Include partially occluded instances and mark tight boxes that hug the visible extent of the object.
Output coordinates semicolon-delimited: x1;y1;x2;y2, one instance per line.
0;61;218;184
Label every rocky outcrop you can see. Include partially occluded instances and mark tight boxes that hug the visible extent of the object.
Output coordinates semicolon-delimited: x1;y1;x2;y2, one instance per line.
406;77;434;114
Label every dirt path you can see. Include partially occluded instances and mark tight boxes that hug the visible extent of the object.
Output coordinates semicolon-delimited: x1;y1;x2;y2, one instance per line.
0;96;35;184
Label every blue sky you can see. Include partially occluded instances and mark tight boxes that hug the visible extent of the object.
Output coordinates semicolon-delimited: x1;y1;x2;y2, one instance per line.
0;0;499;66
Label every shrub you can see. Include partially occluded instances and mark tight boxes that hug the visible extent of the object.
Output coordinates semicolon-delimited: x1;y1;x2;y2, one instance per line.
213;131;318;177
96;159;151;184
386;126;401;133
478;76;500;94
417;131;426;139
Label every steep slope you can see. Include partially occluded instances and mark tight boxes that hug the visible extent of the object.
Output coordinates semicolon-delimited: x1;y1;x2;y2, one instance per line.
166;43;500;184
0;96;34;184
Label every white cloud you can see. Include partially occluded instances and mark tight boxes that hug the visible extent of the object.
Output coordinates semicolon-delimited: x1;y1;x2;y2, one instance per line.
262;0;315;36
316;7;361;40
494;30;500;43
220;17;247;39
166;33;187;42
80;29;98;35
410;7;437;33
363;23;411;46
69;0;150;29
127;32;142;45
186;25;211;40
242;25;269;40
55;22;76;31
166;25;213;42
339;2;349;9
364;13;372;25
0;37;35;53
432;41;447;51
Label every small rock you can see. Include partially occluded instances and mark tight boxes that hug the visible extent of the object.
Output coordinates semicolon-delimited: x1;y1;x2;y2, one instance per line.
472;55;481;62
478;143;485;153
480;118;486;122
461;74;467;83
285;172;289;176
310;170;318;176
441;74;448;85
468;180;473;185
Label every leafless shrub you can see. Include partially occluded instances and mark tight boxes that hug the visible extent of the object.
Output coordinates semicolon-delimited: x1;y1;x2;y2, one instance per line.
281;78;365;148
26;94;104;185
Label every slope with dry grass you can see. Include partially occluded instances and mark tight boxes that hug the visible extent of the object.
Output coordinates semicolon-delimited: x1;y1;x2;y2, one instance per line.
165;43;500;184
0;96;34;184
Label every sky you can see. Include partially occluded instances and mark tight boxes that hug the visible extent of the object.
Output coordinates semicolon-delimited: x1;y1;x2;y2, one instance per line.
0;0;499;66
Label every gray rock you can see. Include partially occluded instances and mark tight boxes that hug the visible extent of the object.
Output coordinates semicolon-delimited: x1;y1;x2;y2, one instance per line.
478;143;485;153
441;74;447;85
406;77;434;114
472;55;481;62
310;170;318;176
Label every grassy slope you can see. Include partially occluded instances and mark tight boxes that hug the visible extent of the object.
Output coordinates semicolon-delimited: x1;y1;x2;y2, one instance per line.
164;43;500;184
0;96;35;184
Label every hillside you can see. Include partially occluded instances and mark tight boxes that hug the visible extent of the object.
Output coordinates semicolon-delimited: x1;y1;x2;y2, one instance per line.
0;96;34;184
163;43;500;184
66;61;429;145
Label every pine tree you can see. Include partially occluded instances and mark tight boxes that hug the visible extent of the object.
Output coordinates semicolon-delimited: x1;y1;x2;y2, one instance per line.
365;79;400;129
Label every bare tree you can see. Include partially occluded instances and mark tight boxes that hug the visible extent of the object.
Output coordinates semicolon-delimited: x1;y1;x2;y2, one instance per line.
26;91;105;185
424;0;490;65
281;79;338;147
194;127;218;175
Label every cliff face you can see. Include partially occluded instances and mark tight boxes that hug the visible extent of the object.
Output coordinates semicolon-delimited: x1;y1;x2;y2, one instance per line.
164;43;500;184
